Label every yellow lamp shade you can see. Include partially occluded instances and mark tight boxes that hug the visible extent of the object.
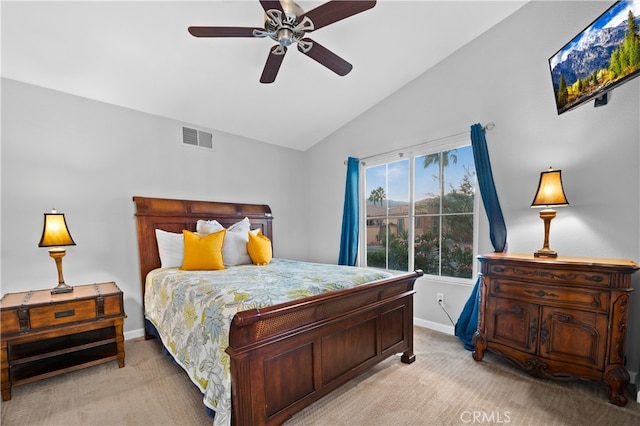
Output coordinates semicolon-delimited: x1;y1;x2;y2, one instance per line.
39;211;76;248
531;168;569;208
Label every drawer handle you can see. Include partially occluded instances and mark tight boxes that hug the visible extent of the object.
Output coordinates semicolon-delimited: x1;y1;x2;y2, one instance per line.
525;289;558;299
54;309;75;319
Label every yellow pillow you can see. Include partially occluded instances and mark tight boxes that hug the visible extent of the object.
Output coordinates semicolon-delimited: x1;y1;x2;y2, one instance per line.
247;230;272;265
180;229;226;271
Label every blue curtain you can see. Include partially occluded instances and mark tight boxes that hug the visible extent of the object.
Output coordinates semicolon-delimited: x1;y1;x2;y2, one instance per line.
455;123;507;350
338;157;360;266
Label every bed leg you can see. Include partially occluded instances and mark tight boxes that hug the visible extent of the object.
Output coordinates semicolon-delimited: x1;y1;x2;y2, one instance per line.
401;350;415;364
143;319;157;341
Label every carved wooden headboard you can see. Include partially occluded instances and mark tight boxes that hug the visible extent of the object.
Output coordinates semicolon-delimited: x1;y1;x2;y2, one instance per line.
132;196;273;303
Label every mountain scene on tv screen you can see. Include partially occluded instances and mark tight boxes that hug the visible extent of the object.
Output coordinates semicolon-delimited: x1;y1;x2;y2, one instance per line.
550;0;640;114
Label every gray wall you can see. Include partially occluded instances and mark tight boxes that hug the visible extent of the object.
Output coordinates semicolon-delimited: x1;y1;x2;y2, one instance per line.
1;79;308;335
303;1;640;379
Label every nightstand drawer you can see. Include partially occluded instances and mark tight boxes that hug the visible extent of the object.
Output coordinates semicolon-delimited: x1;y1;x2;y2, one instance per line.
489;279;609;313
29;299;96;328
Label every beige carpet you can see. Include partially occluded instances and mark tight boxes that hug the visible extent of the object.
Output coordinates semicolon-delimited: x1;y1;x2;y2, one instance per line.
2;327;639;425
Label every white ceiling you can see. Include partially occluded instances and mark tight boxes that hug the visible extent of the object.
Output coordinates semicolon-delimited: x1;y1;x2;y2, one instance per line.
1;1;527;151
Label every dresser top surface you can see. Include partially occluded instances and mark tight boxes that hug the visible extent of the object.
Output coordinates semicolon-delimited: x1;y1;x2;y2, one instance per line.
478;253;639;270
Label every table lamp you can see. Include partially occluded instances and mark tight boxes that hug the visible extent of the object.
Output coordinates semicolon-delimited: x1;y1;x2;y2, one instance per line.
531;167;569;258
39;209;76;294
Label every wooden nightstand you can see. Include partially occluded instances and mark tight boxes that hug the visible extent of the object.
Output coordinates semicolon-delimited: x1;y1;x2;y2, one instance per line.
473;254;639;406
0;282;126;401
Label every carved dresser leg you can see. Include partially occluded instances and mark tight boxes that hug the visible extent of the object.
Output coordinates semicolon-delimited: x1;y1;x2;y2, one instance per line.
604;366;629;406
472;330;486;361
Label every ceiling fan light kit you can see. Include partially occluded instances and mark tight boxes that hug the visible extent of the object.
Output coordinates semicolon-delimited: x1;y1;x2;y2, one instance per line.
188;0;377;83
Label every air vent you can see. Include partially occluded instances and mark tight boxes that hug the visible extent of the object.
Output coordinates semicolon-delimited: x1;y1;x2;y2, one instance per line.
181;125;214;150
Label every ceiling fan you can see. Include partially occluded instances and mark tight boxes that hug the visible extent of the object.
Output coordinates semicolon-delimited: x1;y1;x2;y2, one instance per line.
188;0;376;83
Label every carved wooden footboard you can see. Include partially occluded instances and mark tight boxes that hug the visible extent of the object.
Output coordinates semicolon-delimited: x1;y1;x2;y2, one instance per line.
133;196;422;425
227;270;421;425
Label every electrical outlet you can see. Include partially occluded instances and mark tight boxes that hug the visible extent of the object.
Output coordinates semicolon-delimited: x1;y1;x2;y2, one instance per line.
437;293;444;305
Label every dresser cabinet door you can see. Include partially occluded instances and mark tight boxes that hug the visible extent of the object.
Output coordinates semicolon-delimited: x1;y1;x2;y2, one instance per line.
538;306;607;370
486;297;538;354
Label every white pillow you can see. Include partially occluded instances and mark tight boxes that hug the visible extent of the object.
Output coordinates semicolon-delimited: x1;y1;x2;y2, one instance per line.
155;229;183;268
222;218;252;266
196;219;224;235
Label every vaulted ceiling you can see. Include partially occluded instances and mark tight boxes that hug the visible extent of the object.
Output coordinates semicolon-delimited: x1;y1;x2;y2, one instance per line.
2;1;527;150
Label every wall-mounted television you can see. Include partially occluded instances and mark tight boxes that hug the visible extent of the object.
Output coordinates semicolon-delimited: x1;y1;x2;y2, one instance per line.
549;0;640;115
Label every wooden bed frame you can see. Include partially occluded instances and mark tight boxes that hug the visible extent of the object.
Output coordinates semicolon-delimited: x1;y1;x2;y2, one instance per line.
133;196;423;425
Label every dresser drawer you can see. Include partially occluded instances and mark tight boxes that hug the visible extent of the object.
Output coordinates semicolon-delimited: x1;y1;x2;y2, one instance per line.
489;278;609;313
487;263;612;288
29;299;96;329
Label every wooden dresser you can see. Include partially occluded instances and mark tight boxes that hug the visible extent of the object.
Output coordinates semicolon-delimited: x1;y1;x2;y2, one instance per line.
0;282;126;401
472;253;638;406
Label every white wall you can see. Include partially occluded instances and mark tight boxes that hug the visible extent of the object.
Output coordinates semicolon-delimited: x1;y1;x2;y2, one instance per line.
1;79;308;336
303;1;640;377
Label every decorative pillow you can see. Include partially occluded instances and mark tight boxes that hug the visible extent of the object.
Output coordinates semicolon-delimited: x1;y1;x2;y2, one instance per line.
196;219;224;235
180;229;226;271
155;229;183;268
247;229;272;266
222;217;252;266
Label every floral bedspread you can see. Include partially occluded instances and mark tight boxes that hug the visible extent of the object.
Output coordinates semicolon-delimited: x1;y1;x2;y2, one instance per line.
144;258;392;426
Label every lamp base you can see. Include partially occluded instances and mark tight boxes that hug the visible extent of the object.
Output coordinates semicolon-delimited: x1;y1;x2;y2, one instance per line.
534;248;558;258
534;208;559;259
51;283;74;294
48;249;73;294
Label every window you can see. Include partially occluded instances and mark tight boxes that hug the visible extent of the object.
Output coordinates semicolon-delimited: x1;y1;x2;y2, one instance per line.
363;142;476;279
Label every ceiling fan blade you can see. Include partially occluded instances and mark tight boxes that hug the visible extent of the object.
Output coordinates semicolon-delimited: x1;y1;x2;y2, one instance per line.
299;1;376;31
298;38;352;76
188;26;263;38
259;0;284;14
260;45;287;84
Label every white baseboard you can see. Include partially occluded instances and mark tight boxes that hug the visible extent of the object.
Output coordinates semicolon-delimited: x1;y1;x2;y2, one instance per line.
414;318;455;335
124;328;145;340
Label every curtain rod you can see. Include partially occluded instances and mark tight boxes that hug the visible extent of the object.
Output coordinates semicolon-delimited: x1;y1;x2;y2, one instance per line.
344;122;495;165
